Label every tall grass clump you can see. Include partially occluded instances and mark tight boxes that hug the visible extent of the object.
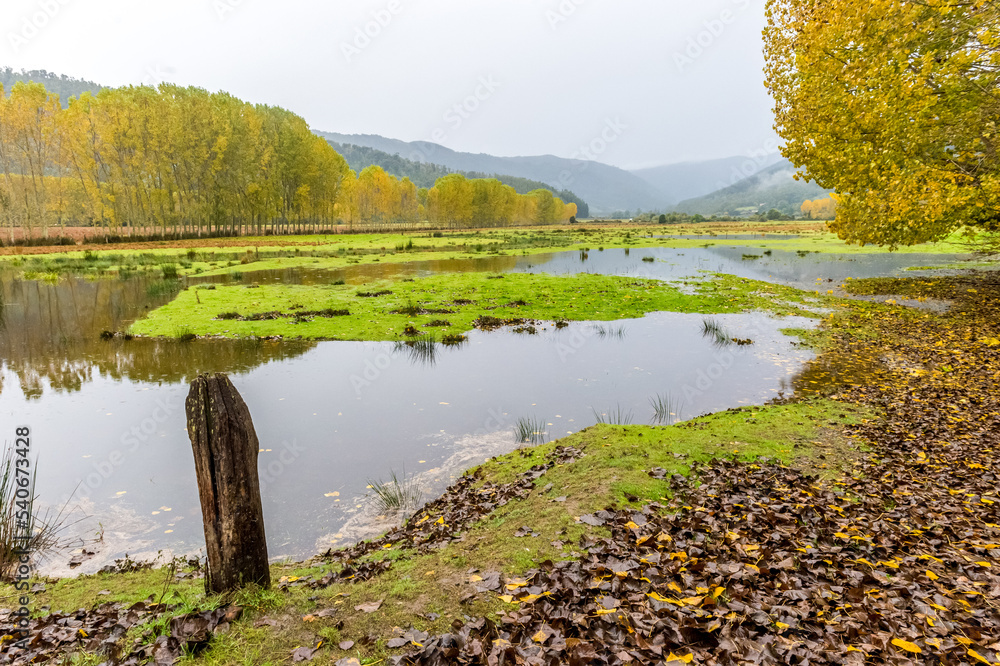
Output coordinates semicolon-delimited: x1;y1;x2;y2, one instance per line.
593;324;628;340
649;392;682;425
514;416;547;446
593;404;634;426
367;470;422;516
393;338;437;366
1;448;75;580
701;317;733;346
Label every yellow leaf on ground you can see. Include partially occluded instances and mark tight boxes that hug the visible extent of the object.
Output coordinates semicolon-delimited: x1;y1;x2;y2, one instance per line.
891;638;922;654
968;649;992;664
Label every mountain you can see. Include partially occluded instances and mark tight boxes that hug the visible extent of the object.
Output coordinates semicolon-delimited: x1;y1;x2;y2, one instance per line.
326;140;590;217
672;161;833;217
631;154;785;206
316;132;667;215
0;67;103;106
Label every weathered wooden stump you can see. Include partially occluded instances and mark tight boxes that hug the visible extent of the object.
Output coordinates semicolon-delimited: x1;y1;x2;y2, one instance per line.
185;373;270;594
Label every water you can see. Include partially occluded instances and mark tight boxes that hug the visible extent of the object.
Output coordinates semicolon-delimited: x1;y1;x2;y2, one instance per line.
190;245;965;292
653;233;802;240
0;245;968;573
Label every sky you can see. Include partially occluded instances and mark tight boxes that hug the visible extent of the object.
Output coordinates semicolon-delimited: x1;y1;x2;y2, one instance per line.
1;0;780;170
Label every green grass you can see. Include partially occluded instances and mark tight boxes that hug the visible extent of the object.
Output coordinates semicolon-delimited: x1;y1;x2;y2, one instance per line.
129;271;834;341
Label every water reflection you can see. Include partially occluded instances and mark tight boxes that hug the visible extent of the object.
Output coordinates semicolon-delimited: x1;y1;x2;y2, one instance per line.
0;274;314;399
9;310;816;574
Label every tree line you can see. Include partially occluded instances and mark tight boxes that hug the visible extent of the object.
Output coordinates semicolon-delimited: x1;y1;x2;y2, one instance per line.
0;81;575;243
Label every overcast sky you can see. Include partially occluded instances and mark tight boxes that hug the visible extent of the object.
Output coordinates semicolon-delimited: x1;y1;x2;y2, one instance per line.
2;0;779;170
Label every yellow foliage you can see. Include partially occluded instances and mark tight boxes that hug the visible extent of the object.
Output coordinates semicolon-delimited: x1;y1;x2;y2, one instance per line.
765;0;1000;246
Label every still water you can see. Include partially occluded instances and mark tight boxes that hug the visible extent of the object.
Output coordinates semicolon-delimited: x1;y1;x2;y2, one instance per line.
0;246;966;573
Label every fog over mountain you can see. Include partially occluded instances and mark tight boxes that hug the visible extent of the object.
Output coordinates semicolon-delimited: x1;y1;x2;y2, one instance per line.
674;161;832;217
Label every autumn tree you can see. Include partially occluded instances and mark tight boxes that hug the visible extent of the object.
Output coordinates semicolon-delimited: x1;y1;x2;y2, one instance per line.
428;173;475;228
801;195;837;220
764;0;1000;246
0;82;63;240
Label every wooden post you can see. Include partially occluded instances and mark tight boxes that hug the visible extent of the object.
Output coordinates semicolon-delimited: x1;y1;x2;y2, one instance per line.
185;373;270;594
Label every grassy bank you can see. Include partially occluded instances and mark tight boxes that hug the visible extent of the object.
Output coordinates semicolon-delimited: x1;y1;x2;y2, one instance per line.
5;399;866;665
128;272;833;341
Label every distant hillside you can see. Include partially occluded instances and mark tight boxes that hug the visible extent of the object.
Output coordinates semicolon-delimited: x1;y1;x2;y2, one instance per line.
0;67;102;106
327;140;589;217
329;141;452;189
317;132;666;215
673;161;832;217
631;154;785;206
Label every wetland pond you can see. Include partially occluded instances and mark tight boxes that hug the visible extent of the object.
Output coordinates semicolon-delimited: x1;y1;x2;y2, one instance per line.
0;245;968;574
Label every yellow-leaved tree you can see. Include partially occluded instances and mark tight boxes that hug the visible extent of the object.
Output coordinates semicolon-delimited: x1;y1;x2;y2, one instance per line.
764;0;1000;246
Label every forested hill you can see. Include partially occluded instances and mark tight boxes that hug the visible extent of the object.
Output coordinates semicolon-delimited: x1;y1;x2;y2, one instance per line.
327;139;590;217
0;68;102;106
327;141;453;189
318;132;665;215
673;161;832;217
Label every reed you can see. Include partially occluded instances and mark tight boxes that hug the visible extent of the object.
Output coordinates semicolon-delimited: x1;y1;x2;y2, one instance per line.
514;416;548;446
367;469;422;515
649;392;682;425
0;447;77;580
593;404;634;426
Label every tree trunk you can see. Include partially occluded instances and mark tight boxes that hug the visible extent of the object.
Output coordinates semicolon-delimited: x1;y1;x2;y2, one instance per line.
185;373;270;594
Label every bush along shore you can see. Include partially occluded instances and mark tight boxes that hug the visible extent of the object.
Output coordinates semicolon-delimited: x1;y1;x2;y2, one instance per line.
2;272;1000;665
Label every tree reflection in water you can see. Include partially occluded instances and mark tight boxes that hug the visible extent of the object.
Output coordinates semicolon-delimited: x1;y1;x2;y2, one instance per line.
0;274;314;399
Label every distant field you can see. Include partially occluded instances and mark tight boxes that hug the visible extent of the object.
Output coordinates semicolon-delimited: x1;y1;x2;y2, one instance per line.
0;219;976;261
